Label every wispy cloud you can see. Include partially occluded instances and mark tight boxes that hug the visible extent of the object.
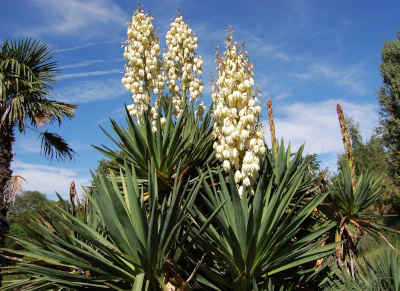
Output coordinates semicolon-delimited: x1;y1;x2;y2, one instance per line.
57;69;121;80
256;74;292;102
290;63;368;95
194;24;292;63
274;92;291;100
60;59;105;70
247;42;291;62
17;137;41;154
97;107;126;126
265;99;378;157
28;0;128;36
290;72;312;80
54;40;120;53
55;78;126;103
13;160;90;198
237;30;292;62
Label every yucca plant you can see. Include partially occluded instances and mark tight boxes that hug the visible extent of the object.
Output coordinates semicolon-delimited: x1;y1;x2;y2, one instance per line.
313;104;399;278
326;246;400;290
94;101;216;190
190;143;337;291
1;162;206;290
265;100;317;207
317;164;389;277
1;142;339;291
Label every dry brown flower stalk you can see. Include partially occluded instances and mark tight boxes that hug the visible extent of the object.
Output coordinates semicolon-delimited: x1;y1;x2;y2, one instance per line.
3;175;25;206
267;98;278;155
337;103;356;190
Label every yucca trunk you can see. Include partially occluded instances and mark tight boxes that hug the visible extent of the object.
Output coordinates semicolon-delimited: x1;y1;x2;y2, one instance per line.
0;124;14;287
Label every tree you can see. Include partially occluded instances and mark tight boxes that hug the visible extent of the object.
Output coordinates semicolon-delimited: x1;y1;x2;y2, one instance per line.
6;191;49;249
9;191;48;215
378;29;400;187
0;39;76;285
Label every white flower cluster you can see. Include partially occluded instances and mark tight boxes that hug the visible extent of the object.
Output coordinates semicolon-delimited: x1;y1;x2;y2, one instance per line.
212;35;265;195
163;16;204;117
122;8;165;124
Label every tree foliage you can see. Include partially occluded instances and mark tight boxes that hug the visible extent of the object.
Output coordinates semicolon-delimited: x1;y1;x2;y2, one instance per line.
5;191;49;249
378;29;400;187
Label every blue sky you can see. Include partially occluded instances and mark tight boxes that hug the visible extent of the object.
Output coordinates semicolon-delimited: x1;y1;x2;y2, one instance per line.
1;0;399;198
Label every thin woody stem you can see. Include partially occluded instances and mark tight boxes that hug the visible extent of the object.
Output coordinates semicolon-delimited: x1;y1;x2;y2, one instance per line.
267;98;278;155
337;104;356;190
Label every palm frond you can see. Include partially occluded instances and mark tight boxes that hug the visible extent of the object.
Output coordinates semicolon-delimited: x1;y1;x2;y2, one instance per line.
0;38;69;132
7;38;58;85
39;131;74;161
27;99;76;127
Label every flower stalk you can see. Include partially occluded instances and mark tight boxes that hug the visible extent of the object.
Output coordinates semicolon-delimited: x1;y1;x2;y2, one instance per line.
337;103;356;190
267;98;278;155
164;15;204;118
122;7;165;130
212;33;265;195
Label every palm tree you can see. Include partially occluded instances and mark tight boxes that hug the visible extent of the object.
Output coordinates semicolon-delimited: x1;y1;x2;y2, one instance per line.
0;38;76;284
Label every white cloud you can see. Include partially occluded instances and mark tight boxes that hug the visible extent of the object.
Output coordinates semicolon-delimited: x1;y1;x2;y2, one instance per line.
290;64;367;95
28;0;127;36
16;136;41;154
290;72;312;80
274;92;291;100
238;30;291;62
55;78;126;103
256;74;292;101
194;24;291;63
57;69;121;80
54;40;120;53
97;107;125;126
266;99;378;155
60;60;105;70
13;160;90;198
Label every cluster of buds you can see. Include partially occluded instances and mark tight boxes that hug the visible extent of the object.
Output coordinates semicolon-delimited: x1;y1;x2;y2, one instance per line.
122;7;165;125
163;15;204;118
212;35;265;195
